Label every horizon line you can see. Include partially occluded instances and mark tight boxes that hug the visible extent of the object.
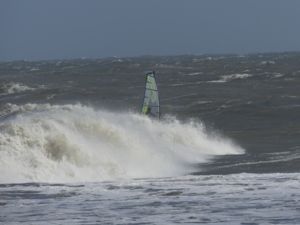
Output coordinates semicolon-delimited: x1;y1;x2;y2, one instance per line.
1;50;300;63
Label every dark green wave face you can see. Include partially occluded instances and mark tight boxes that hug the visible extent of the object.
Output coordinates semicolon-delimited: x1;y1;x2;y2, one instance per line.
1;52;300;175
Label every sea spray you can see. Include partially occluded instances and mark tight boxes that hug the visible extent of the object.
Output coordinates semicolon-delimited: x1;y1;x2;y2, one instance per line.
0;103;244;183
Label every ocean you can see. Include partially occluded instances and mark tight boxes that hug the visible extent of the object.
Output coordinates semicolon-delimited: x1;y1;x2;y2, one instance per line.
0;53;300;224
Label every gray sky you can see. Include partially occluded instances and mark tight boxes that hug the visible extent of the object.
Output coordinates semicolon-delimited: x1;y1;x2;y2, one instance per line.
1;0;300;61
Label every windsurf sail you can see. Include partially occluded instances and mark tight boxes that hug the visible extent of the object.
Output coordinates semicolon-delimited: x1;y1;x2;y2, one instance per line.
142;71;160;119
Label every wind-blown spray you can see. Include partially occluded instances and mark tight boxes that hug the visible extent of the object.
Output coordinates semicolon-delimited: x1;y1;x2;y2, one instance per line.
0;104;244;183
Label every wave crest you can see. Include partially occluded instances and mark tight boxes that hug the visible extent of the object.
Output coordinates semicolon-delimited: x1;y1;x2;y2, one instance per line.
0;104;244;183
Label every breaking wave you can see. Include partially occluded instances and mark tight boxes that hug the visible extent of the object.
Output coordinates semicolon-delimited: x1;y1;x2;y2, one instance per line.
0;104;244;183
0;82;44;96
0;82;34;95
0;82;45;96
209;73;252;83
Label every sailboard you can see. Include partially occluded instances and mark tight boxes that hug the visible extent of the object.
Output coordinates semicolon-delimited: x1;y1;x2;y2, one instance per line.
141;71;160;119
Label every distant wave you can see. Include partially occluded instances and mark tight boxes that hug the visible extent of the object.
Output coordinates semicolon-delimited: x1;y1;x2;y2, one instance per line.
0;104;244;183
185;72;203;76
272;73;284;78
209;73;253;83
260;60;276;65
0;82;44;96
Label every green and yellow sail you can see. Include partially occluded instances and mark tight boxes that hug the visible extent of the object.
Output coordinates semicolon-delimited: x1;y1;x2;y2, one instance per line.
141;71;160;119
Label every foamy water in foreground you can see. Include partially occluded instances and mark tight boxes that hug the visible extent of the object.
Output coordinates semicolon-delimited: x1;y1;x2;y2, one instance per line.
1;173;299;224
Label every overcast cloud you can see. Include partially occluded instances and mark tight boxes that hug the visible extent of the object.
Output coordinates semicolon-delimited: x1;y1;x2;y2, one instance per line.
1;0;300;61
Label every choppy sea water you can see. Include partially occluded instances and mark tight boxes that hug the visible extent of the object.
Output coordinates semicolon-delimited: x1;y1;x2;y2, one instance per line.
0;53;300;224
1;174;300;224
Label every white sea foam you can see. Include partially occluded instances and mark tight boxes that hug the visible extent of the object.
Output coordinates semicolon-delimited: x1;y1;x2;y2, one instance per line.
29;68;40;72
1;82;34;94
0;104;244;183
185;72;203;76
272;73;284;78
1;173;299;224
260;60;276;65
0;82;47;96
0;82;46;96
209;73;252;83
